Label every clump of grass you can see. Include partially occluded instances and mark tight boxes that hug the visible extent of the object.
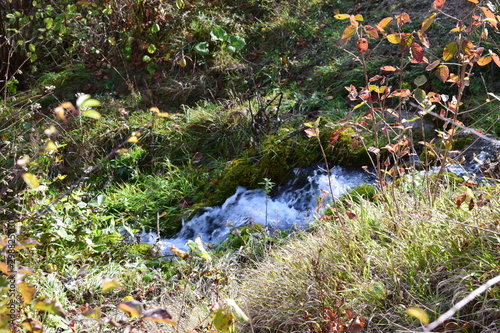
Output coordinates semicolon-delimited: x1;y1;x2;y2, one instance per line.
238;180;500;332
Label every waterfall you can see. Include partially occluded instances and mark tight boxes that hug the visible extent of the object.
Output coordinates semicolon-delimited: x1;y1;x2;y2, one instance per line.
139;166;374;254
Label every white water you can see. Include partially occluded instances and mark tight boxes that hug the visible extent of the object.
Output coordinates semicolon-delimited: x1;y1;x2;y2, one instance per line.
139;166;373;254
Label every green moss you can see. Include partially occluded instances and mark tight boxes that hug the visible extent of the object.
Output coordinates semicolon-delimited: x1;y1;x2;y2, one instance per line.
342;184;378;203
324;127;372;166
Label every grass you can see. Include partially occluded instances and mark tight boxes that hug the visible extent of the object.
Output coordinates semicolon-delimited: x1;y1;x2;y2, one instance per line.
238;180;500;332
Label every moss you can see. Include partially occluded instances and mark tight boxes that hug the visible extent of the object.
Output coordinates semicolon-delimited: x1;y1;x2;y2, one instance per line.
324;127;372;167
342;184;378;203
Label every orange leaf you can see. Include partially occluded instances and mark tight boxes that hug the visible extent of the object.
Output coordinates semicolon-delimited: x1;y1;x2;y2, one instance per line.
334;14;351;20
341;25;357;40
467;0;478;3
426;60;440;71
396;13;410;29
481;7;498;29
477;55;492;66
380;65;398;72
388;89;411;98
436;65;450;82
364;25;379;39
434;0;445;10
356;38;369;55
491;53;500;67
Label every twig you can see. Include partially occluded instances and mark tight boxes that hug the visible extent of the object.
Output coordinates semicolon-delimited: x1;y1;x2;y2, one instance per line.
424;274;500;332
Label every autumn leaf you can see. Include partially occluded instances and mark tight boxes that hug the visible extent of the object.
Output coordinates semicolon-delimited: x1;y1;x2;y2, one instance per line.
377;17;393;29
21;318;44;333
386;34;401;44
18;282;36;305
406;307;429;324
396;13;410;29
410;42;424;62
443;42;458;61
461;40;474;55
170;245;189;259
22;173;39;189
421;13;436;32
102;278;122;293
434;0;445;10
364;25;379;39
436;65;450;82
33;298;67;318
118;300;144;318
426;60;440;71
388;89;411;98
481;7;498;29
400;34;414;52
334;14;350;20
417;30;430;48
356;38;369;55
380;65;398;72
341;25;357;40
143;308;177;325
491;52;500;67
82;306;102;319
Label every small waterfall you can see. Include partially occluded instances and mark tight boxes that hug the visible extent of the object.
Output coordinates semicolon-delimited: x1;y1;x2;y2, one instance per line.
139;166;373;254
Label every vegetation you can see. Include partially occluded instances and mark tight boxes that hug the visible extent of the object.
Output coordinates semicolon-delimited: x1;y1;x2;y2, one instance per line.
1;0;500;332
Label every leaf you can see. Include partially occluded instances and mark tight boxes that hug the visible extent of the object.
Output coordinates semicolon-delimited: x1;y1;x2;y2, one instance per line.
422;13;436;32
396;13;410;29
150;23;160;33
20;318;44;333
478;55;492;66
226;299;250;322
228;35;246;52
194;41;210;55
443;42;458;61
334;14;350;20
406;307;429;324
18;282;36;305
75;94;91;109
461;40;474;55
400;34;414;52
410;42;424;62
356;38;369;55
177;57;187;67
417;30;430;48
346;210;357;219
82;306;102;319
118;300;144;318
81;110;101;120
147;44;156;54
22;173;39;189
414;75;427;87
388;89;411;98
170;246;189;259
386;34;400;44
414;88;427;104
45;140;57;152
354;14;364;22
380;65;398;72
186;236;212;261
212;309;235;333
33;298;66;318
0;262;12;276
128;136;138;143
434;0;445;10
364;25;379;39
378;17;393;29
210;27;228;42
436;65;450;82
102;278;121;293
481;7;498;29
491;52;500;67
341;25;357;40
426;60;440;71
143;308;177;325
304;128;318;138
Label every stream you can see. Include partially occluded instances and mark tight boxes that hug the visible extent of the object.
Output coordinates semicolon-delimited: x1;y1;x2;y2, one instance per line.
139;165;374;254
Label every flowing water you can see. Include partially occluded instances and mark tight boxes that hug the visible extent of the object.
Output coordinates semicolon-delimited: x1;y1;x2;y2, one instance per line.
139;165;374;254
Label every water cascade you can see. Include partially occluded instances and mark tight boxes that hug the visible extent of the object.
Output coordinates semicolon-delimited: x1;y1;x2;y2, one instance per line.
139;166;374;254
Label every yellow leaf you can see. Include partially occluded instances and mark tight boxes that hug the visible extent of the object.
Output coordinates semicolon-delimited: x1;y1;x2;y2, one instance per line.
354;14;364;21
33;298;66;318
45;140;57;152
334;14;350;20
128;136;138;143
18;282;36;305
377;17;393;29
177;57;187;67
82;306;101;319
341;25;357;40
406;307;429;324
386;34;401;44
118;300;144;318
22;173;39;189
477;55;492;66
102;278;122;293
143;308;177;326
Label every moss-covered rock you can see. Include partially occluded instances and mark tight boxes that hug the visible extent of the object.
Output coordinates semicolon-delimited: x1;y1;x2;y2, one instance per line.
324;127;372;167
